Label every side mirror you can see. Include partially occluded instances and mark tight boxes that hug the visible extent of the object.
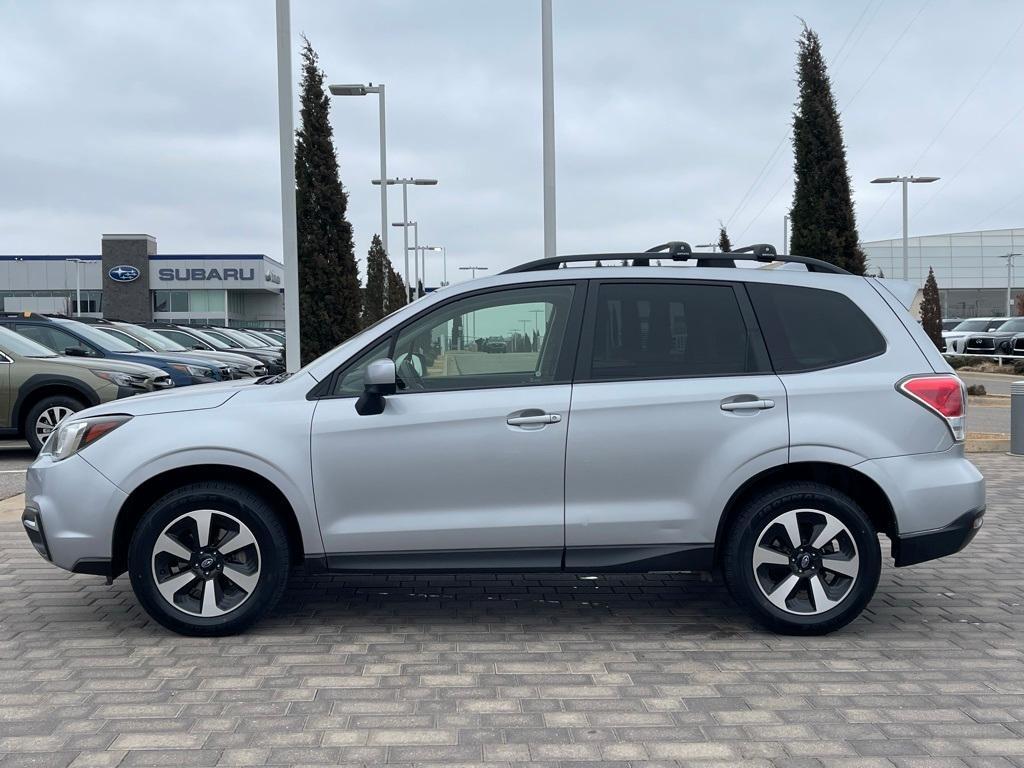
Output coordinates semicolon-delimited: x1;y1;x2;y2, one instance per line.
355;359;397;416
64;347;88;357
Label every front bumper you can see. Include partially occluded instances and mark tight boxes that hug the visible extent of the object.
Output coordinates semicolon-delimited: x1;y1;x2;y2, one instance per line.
893;507;985;567
22;453;127;575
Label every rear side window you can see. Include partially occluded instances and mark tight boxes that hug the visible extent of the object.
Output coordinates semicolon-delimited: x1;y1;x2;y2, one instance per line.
586;282;766;380
747;283;885;373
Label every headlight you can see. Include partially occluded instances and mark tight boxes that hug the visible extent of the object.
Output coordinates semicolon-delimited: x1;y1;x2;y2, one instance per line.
41;415;132;462
169;363;215;378
90;369;136;388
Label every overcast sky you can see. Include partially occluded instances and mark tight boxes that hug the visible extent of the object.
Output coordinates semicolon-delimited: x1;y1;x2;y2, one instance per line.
1;0;1022;283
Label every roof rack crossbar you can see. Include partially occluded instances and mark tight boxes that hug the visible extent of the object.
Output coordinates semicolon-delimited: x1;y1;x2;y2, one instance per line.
503;250;849;274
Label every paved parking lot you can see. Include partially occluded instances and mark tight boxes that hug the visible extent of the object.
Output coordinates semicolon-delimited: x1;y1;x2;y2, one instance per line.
0;453;1022;768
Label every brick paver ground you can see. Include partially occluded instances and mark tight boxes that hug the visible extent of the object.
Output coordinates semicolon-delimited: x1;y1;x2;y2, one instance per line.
1;454;1022;768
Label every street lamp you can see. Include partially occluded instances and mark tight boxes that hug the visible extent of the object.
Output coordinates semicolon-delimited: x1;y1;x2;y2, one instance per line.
870;175;940;281
392;220;419;300
411;245;445;290
999;253;1022;317
65;258;83;317
459;265;489;280
329;83;389;265
426;246;447;286
375;177;437;295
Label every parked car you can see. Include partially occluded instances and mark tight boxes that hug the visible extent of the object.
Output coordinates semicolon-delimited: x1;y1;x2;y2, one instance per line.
941;319;963;332
165;325;285;374
0;325;170;452
0;315;228;387
963;317;1024;356
22;247;982;637
202;326;284;355
942;317;1007;353
88;321;267;378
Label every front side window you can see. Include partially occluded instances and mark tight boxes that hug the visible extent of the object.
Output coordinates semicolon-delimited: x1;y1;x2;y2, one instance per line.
747;283;886;373
587;282;762;380
332;339;392;396
17;325;98;357
388;285;575;393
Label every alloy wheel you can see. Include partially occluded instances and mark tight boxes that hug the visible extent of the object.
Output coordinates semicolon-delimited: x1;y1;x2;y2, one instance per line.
150;509;261;618
34;406;74;444
752;508;859;615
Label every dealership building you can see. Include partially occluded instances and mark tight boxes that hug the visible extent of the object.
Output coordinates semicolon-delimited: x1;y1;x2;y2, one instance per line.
0;234;284;327
862;227;1024;319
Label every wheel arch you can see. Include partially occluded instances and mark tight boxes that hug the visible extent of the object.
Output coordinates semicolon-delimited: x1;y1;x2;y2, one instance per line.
713;461;897;568
14;376;99;435
111;464;305;577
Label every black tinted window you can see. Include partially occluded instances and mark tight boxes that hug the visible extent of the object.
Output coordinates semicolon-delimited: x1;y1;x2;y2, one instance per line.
747;283;885;373
587;282;763;379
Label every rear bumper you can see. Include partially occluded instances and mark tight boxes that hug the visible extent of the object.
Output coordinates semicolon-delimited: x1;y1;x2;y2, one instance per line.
892;507;985;567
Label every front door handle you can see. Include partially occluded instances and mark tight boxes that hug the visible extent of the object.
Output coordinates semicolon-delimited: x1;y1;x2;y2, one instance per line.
720;398;775;412
507;413;562;426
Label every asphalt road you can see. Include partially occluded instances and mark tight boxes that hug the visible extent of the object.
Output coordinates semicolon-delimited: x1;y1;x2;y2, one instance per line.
0;441;32;500
959;371;1020;396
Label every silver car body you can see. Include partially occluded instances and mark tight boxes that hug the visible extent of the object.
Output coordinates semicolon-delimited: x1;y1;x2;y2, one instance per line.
25;265;983;578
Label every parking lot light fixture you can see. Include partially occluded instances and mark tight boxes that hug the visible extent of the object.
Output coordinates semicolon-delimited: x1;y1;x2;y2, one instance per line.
329;83;389;265
870;175;940;281
999;253;1022;317
375;178;438;292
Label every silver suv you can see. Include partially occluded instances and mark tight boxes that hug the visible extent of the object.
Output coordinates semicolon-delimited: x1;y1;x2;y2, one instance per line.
22;246;984;636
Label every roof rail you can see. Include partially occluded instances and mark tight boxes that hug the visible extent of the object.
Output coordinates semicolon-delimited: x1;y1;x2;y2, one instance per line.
504;244;849;274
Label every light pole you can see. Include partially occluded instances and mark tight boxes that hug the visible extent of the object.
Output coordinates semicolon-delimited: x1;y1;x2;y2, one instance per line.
329;83;388;264
783;214;789;254
275;0;301;371
459;265;488;280
65;258;83;316
375;177;437;296
870;175;940;281
541;0;556;260
425;246;446;286
999;253;1022;317
391;220;418;300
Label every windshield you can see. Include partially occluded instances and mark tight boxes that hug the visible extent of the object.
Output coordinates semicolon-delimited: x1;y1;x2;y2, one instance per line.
996;318;1024;333
245;330;280;346
119;324;188;352
190;328;238;349
217;328;266;348
0;325;58;358
54;319;139;352
953;319;991;332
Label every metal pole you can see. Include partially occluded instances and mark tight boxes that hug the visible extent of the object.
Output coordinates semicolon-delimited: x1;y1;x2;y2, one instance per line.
783;215;788;254
378;86;388;262
402;184;410;301
1008;254;1014;317
224;289;229;327
902;178;909;281
413;222;420;298
275;0;301;370
75;262;81;317
443;247;447;286
541;0;556;260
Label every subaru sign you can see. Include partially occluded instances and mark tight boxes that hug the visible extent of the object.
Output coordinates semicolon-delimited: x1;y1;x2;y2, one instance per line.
108;265;140;283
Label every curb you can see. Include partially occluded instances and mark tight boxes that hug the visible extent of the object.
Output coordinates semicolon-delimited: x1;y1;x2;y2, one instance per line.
966;433;1010;453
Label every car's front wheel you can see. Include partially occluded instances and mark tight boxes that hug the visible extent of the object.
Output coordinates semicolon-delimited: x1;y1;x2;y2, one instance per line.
25;395;84;453
127;482;289;636
723;482;881;635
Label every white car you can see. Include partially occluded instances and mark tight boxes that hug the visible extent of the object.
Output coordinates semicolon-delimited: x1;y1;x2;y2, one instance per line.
943;317;1007;354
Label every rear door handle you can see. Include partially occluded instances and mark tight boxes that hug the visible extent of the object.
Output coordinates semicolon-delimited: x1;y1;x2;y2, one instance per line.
720;398;775;412
507;413;562;426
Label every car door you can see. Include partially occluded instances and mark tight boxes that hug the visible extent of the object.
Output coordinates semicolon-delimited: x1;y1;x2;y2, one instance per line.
563;279;788;569
310;281;584;569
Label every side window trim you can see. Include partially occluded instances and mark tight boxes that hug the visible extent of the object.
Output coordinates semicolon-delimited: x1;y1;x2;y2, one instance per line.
312;279;588;400
573;278;771;384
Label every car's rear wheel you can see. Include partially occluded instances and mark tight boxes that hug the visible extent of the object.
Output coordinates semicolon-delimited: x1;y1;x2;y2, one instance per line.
127;482;289;636
723;482;881;635
25;395;84;453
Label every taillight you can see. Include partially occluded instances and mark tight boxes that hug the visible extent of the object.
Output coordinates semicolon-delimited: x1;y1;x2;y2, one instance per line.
898;375;965;441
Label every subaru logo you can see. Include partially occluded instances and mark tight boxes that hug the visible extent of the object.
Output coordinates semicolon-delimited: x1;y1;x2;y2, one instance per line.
108;265;140;282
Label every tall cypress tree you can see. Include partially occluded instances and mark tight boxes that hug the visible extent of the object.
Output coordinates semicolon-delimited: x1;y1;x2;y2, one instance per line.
920;267;943;349
789;24;866;275
294;37;361;364
718;225;732;253
362;234;386;327
385;263;407;315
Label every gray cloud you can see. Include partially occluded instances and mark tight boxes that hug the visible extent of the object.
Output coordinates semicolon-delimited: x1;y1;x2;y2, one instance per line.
1;0;1022;282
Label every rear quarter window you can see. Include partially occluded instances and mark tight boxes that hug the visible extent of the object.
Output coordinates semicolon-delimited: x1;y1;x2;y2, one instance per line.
747;283;886;373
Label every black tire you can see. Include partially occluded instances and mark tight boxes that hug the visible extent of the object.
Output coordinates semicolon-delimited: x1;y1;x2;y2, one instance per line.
128;481;290;636
24;395;85;453
723;481;881;635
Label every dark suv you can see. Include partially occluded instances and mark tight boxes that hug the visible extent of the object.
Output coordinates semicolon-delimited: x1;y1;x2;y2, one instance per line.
0;315;229;387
